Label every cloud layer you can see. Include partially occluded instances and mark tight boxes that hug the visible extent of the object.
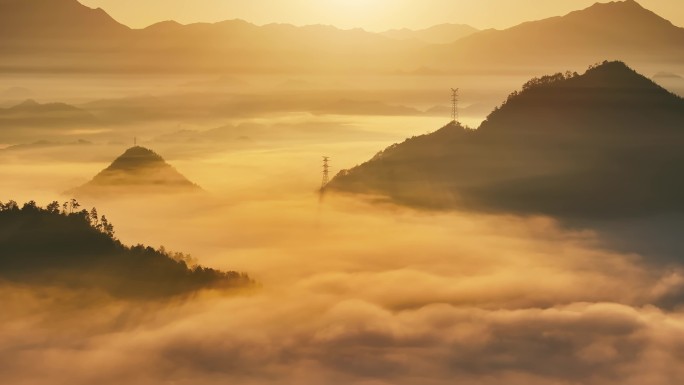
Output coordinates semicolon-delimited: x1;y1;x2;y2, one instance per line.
1;194;683;385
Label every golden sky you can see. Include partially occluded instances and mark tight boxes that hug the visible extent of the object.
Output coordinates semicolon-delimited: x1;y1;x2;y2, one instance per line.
77;0;684;30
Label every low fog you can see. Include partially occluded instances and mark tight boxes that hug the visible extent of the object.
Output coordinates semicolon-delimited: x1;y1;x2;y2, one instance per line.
2;137;684;385
3;1;684;383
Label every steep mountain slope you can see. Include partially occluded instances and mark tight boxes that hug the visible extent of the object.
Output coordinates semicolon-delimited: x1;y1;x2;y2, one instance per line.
428;0;684;71
70;146;201;196
0;0;129;39
328;61;684;219
0;0;130;67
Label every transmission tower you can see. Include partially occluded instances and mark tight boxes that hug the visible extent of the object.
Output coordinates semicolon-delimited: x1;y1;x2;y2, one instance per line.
321;156;330;188
451;88;459;123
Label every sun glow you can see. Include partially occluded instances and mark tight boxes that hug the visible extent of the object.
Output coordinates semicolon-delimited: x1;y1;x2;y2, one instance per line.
323;0;387;11
316;0;393;28
76;0;684;31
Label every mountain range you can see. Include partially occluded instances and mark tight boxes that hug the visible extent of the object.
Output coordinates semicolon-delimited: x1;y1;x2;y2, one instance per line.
0;0;414;74
327;61;684;220
381;24;478;44
426;0;684;72
1;0;682;74
0;99;97;126
0;99;100;142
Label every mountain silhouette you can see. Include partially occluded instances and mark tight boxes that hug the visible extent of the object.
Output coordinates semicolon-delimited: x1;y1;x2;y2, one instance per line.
428;0;684;71
0;0;128;39
70;146;202;197
0;0;414;74
0;99;98;126
4;0;680;74
0;200;252;298
327;61;684;219
0;99;100;142
382;24;478;44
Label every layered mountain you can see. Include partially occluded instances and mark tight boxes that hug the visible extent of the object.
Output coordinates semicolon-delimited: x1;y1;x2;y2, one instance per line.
0;99;98;127
70;146;201;196
0;0;130;70
382;24;478;44
0;99;100;142
1;0;682;74
0;0;417;74
0;0;129;39
327;61;684;219
427;0;684;72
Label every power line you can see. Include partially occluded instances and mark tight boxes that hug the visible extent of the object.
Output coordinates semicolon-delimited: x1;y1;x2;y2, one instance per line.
451;88;459;123
321;156;330;189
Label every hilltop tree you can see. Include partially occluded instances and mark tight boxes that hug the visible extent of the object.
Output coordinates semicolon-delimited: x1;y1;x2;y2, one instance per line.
46;201;60;213
90;207;99;227
0;200;19;211
22;201;38;211
100;215;114;237
70;198;80;213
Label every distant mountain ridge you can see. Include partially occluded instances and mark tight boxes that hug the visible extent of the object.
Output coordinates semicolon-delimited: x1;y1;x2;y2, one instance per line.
0;0;128;43
0;99;99;143
327;61;684;219
0;0;416;74
382;24;478;44
427;0;684;71
0;99;97;123
70;146;202;197
0;0;682;74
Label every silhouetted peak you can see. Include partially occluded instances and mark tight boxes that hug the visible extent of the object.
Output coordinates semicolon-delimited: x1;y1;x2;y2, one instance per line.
144;20;183;31
596;0;641;8
583;60;637;79
569;0;674;28
440;120;468;131
213;19;259;30
0;0;129;35
584;0;645;13
69;145;202;196
479;60;683;134
577;60;670;90
121;146;162;157
106;146;165;169
504;61;669;99
590;60;631;70
7;99;90;116
216;19;254;26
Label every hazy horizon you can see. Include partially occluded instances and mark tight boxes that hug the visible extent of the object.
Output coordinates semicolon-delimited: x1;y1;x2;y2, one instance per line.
2;0;684;384
76;0;684;31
